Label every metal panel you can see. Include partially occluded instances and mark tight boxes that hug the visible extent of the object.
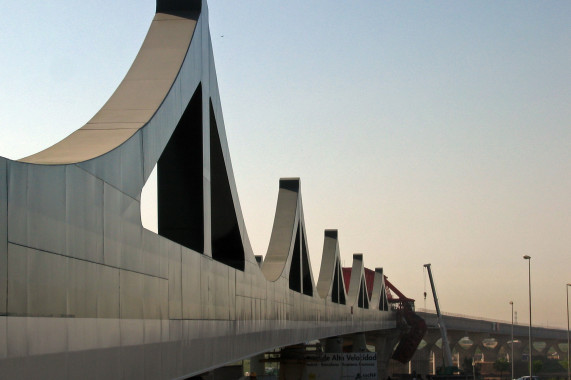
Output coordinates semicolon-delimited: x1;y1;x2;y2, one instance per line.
11;352;68;380
202;175;211;257
96;318;121;349
234;262;248;298
143;320;162;345
6;316;27;357
200;256;214;319
62;258;118;319
164;238;182;319
261;179;299;282
143;342;162;379
26;317;68;356
26;247;68;317
7;243;28;316
0;158;6;315
77;120;144;201
120;270;144;319
68;258;98;318
158;236;169;279
143;275;167;319
228;268;236;321
65;165;104;263
142;78;185;180
0;317;6;359
166;320;183;377
179;18;203;107
27;165;67;254
142;230;161;278
120;196;144;274
67;318;98;352
103;183;143;272
120;344;145;379
119;320;144;356
161;340;182;380
92;347;122;379
160;318;169;342
97;265;120;318
119;133;145;200
67;350;99;380
181;247;202;319
6;163;28;249
103;183;121;268
211;262;230;320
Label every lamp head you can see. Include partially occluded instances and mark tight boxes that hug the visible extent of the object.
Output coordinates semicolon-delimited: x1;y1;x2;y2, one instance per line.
523;255;531;260
509;301;513;305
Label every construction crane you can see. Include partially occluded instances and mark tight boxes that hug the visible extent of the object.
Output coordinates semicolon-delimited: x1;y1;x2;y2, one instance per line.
424;263;455;373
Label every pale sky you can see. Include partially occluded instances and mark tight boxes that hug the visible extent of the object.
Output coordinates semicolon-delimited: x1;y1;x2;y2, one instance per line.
0;1;570;328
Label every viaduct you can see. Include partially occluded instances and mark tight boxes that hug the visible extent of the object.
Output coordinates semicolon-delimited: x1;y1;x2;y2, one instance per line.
406;311;568;377
0;1;568;379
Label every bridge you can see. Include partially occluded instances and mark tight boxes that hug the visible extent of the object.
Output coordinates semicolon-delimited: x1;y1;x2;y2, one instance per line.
0;1;569;379
0;0;399;378
404;310;568;377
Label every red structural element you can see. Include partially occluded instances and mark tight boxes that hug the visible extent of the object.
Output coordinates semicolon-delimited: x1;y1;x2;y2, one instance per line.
341;268;351;291
364;268;375;299
392;306;427;363
342;267;415;305
384;276;415;304
342;266;426;364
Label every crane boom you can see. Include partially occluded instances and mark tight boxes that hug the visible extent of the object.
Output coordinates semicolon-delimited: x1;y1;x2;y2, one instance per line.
424;263;453;368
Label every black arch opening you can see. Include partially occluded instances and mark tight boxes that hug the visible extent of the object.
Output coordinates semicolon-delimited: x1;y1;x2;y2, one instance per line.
210;101;245;271
158;84;204;253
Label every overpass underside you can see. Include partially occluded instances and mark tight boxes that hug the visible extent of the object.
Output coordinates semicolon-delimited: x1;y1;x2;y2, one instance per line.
0;0;399;378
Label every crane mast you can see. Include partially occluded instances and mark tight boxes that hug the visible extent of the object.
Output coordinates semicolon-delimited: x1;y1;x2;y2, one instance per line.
424;263;453;368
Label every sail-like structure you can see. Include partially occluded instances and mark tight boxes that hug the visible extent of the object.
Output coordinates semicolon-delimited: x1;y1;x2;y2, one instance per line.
0;1;398;378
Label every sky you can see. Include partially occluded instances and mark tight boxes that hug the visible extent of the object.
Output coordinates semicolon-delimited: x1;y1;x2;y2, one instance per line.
0;1;570;329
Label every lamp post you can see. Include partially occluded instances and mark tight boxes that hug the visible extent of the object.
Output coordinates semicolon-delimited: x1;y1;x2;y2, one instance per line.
510;301;514;380
566;283;570;380
523;255;532;380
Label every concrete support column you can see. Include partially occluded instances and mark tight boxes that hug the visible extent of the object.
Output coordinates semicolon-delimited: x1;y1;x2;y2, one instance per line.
424;331;443;349
514;338;527;360
456;345;478;371
322;337;343;353
409;331;450;376
423;330;443;374
536;340;558;357
446;332;465;367
468;334;484;351
249;354;265;378
467;333;486;364
479;337;508;362
375;331;401;380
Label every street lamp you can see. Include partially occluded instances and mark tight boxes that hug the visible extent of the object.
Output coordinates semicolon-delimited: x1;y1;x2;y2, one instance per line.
510;301;514;380
566;283;570;380
523;255;532;380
